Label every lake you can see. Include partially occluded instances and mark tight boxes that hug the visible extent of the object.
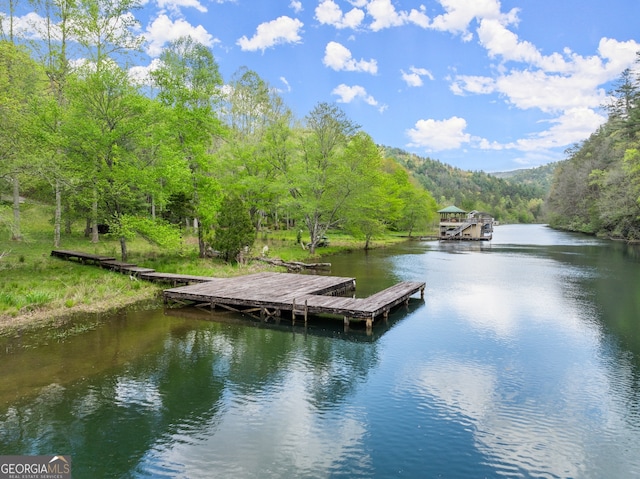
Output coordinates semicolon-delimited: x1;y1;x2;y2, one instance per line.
1;224;639;478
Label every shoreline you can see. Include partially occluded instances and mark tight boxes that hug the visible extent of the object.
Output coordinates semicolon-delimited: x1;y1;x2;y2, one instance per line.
0;234;419;338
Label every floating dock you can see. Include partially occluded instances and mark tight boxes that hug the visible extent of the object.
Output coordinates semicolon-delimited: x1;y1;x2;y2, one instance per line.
163;272;425;329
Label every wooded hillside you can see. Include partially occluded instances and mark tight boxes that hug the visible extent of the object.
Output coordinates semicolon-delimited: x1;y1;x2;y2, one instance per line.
383;147;555;223
546;61;640;241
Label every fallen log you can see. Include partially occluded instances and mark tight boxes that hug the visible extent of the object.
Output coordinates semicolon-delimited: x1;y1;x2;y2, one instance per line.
252;257;331;271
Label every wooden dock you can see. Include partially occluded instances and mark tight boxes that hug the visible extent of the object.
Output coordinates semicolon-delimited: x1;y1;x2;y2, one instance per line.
51;250;426;329
163;272;425;329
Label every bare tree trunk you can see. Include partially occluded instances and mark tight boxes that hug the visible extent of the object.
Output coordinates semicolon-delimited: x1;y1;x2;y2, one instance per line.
11;177;22;241
119;236;127;261
197;218;206;258
54;179;61;247
91;187;99;243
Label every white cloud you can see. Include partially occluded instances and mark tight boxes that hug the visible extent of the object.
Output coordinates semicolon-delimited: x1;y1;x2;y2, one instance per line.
323;41;377;74
429;0;508;41
1;12;48;40
401;66;434;87
145;14;217;57
407;117;471;151
511;108;607;152
290;0;303;13
313;0;428;32
315;0;364;29
280;76;291;92
155;0;207;14
332;84;381;109
366;0;407;31
450;75;495;95
237;16;303;52
128;58;163;85
366;0;428;31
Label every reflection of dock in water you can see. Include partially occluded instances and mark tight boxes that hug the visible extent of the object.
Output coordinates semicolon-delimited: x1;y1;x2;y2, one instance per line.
163;272;425;330
164;297;426;341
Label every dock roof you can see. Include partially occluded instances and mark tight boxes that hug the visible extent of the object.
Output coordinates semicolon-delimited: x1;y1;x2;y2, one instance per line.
438;205;466;213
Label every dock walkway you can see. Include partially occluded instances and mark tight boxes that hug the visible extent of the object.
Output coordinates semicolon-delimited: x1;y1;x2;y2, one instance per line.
51;249;214;285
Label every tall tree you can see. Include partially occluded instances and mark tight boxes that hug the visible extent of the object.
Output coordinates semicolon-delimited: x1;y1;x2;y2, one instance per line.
30;0;79;246
151;36;226;257
69;0;143;243
223;67;293;232
65;61;153;259
0;41;44;240
289;102;359;254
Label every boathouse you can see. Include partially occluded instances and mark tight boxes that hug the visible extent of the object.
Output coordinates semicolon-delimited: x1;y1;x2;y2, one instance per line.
438;206;494;241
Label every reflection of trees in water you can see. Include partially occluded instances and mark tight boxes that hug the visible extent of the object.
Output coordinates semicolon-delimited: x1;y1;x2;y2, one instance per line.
0;317;381;477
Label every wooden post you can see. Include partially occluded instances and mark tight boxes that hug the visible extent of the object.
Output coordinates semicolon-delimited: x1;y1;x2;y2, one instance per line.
420;286;425;299
292;298;296;325
304;299;308;325
343;316;350;332
366;316;373;331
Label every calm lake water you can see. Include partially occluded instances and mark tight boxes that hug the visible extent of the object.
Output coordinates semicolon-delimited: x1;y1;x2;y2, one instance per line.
1;224;640;478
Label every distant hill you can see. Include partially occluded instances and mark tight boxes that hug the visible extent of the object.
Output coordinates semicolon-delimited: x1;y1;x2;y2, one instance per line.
381;146;557;223
491;163;558;193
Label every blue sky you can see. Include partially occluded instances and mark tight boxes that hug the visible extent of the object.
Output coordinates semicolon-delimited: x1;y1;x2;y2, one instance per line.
4;0;640;172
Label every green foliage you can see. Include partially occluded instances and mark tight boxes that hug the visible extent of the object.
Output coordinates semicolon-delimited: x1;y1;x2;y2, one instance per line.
212;195;255;262
547;58;640;240
107;215;183;250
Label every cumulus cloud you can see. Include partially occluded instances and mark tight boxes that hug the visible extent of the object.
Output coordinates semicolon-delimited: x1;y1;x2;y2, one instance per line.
145;14;217;57
407;117;471;151
155;0;207;14
323;41;378;74
290;0;303;13
511;108;607;152
237;16;303;52
429;0;509;41
332;84;385;111
401;66;434;87
315;0;364;29
366;0;429;31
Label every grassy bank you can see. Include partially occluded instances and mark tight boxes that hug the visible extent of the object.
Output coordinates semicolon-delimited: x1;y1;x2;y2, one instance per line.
1;201;423;336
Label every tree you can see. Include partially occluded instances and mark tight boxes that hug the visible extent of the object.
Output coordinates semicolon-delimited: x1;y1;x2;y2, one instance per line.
289;102;359;254
222;67;293;233
341;133;399;249
30;0;79;247
211;194;254;262
151;36;226;257
69;0;143;243
0;41;44;240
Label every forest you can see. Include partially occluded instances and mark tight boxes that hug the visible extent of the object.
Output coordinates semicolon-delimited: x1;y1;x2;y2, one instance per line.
0;0;438;262
546;61;640;241
385;147;554;224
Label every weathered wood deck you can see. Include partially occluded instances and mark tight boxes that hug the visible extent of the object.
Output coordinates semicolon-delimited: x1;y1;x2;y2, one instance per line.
163;272;425;329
